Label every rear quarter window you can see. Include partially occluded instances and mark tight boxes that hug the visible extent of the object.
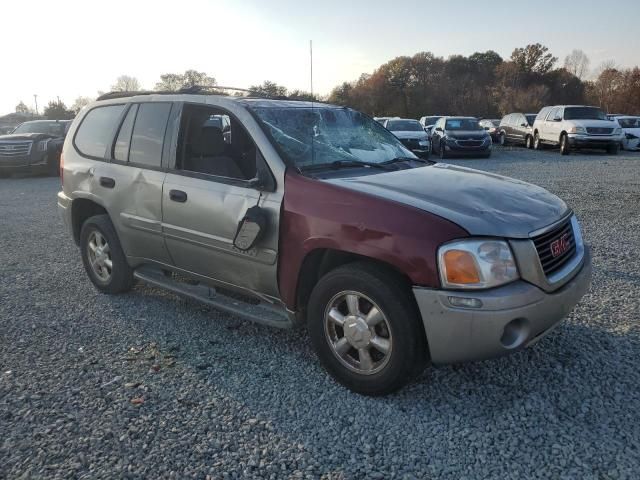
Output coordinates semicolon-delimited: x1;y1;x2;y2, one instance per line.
74;105;126;158
128;103;172;168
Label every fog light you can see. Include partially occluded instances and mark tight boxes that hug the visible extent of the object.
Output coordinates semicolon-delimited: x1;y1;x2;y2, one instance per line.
448;296;483;309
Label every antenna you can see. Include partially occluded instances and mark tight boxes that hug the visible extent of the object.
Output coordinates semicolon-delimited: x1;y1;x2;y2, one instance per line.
310;40;316;166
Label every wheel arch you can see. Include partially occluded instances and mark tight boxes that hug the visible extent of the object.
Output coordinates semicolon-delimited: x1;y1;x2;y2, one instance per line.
71;198;108;245
294;248;414;322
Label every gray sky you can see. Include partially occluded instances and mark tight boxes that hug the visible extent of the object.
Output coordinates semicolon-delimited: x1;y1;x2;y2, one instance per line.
1;0;638;116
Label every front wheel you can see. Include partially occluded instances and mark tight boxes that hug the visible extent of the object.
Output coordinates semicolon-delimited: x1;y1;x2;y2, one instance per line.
307;263;428;396
560;134;570;155
525;135;533;149
498;132;505;146
439;142;447;159
534;132;543;150
80;214;134;294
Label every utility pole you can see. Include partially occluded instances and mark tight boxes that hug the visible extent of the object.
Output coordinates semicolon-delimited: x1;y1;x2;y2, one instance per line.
33;94;39;116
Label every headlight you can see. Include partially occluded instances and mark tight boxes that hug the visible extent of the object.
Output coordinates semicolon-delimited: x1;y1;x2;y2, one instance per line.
438;239;519;289
567;126;586;134
37;139;50;152
614;128;622;135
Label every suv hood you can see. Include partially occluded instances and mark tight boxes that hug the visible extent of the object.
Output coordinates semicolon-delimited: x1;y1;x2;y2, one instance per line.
446;130;488;140
0;132;56;141
325;163;568;238
393;130;428;140
567;119;617;128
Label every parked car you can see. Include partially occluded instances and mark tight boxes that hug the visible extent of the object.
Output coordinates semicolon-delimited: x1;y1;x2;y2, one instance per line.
614;116;640;151
479;119;501;142
381;118;430;158
58;92;591;395
606;114;626;121
0;119;72;177
532;105;623;155
374;116;396;124
419;115;444;135
430;116;492;158
497;113;537;148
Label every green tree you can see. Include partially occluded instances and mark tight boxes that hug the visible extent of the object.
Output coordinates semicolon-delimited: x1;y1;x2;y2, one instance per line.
249;80;287;98
15;101;31;114
44;100;75;120
510;43;557;75
155;70;216;91
111;75;141;92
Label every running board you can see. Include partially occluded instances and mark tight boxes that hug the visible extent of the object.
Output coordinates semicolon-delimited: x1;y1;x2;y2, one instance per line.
133;266;293;329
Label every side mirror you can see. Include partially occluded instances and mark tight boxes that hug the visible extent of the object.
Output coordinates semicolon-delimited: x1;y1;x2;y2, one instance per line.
435;127;443;132
233;205;268;251
520;123;527;127
483;126;490;130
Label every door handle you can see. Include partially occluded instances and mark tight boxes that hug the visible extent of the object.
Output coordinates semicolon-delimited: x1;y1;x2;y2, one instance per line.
99;177;115;188
169;189;187;203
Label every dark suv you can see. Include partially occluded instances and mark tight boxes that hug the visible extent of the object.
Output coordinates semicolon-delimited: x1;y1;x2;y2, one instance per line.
497;113;537;148
430;117;492;158
0;120;71;177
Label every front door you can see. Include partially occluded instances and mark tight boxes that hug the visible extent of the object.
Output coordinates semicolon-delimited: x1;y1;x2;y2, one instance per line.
161;103;282;298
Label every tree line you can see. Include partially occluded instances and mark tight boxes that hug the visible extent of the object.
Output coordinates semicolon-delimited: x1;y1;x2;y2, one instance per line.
13;45;639;121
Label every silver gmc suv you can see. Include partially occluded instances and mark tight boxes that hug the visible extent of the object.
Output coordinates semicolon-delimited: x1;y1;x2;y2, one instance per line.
58;90;591;395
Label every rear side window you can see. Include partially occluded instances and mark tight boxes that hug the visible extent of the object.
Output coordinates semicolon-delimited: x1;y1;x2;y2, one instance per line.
129;103;172;168
75;105;125;158
114;105;138;162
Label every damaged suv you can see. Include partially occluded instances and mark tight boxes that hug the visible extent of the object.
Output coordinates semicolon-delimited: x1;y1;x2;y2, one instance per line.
58;91;592;395
0;120;71;177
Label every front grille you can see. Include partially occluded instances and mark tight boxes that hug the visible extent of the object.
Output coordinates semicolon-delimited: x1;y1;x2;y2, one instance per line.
532;219;576;276
456;139;484;147
0;141;32;157
586;127;613;135
400;138;421;149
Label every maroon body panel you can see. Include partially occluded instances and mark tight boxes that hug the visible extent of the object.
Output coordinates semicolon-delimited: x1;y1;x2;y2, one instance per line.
278;170;469;309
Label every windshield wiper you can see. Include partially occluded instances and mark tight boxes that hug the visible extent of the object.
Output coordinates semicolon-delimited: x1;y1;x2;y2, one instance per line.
382;156;434;165
301;160;397;172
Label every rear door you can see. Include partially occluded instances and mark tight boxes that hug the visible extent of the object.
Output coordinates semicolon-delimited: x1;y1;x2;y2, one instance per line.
72;102;171;263
161;102;282;298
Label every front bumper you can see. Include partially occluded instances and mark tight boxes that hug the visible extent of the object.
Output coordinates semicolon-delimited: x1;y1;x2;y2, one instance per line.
0;153;49;172
413;248;592;364
567;134;621;149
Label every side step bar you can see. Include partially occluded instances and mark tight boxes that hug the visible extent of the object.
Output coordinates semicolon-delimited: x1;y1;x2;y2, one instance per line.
133;266;293;329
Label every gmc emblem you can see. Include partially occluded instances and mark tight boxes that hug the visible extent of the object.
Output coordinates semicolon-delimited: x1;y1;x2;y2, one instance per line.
550;233;571;258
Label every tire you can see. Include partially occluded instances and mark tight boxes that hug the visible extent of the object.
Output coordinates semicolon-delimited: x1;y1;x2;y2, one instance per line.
560;134;570;155
525;135;533;149
498;132;505;146
606;143;620;155
47;154;60;177
80;214;134;294
533;132;543;150
307;262;428;396
439;142;447;159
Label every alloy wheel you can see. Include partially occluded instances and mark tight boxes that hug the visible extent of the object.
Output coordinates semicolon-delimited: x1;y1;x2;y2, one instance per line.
324;291;393;375
87;230;112;282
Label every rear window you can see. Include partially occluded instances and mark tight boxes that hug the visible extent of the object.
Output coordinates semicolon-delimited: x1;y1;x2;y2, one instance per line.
128;103;172;168
74;105;126;158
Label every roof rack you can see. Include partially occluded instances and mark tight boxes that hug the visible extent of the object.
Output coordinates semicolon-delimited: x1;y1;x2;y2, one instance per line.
96;85;287;102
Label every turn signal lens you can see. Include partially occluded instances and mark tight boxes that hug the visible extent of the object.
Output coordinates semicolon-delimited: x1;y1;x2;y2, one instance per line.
442;250;481;284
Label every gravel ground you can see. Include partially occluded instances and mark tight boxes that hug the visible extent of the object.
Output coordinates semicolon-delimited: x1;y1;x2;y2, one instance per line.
1;146;639;479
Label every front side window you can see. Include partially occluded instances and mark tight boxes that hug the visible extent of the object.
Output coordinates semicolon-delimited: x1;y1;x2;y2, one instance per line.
129;103;172;167
564;107;607;121
251;106;414;169
75;105;125;158
176;105;258;180
445;118;481;131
